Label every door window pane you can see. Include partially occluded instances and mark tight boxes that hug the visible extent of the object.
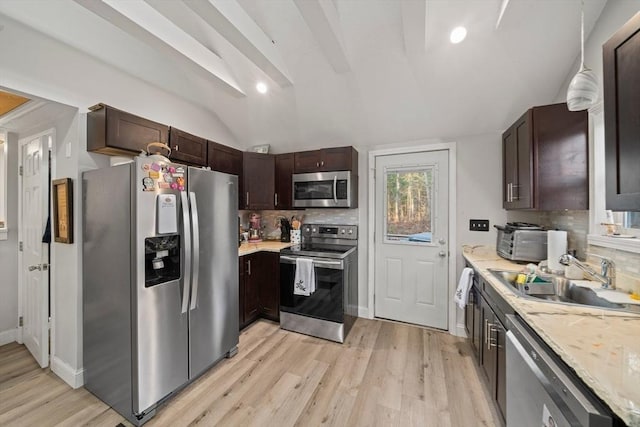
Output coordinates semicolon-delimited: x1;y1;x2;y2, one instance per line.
384;167;434;243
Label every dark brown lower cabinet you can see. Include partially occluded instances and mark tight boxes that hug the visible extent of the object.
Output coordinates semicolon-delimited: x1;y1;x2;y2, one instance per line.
239;252;280;329
465;267;508;424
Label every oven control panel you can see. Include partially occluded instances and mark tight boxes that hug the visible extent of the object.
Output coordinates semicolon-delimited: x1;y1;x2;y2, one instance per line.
302;224;358;240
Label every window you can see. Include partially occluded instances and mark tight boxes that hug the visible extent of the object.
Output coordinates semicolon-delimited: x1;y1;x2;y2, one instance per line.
0;132;6;239
384;167;434;243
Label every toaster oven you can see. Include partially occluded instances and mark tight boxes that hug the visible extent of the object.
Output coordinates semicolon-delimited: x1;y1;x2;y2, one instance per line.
495;223;547;262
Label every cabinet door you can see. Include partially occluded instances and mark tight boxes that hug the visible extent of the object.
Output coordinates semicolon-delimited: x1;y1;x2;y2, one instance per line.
320;147;356;171
502;126;517;209
208;142;242;176
533;105;588;210
243;153;275;210
239;255;245;329
472;288;482;359
258;252;280;321
209;142;244;209
244;255;260;324
480;297;497;387
88;104;169;156
513;112;533;209
275;153;294;209
604;12;640;211
294;150;322;173
168;128;207;166
495;320;507;422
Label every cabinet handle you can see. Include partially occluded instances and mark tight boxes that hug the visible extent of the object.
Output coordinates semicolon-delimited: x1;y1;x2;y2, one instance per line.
246;192;249;207
247;260;251;276
512;184;520;201
321;160;324;167
486;321;494;350
507;183;512;202
275;193;278;206
175;144;179;151
489;324;501;348
316;161;320;168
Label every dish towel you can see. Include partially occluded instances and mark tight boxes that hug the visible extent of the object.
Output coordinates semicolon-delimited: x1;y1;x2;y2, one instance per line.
294;257;316;296
454;268;474;309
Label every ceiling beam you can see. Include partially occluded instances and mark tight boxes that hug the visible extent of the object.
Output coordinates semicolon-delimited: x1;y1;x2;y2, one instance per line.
74;0;245;97
400;0;427;56
293;0;350;73
184;0;293;87
496;0;510;29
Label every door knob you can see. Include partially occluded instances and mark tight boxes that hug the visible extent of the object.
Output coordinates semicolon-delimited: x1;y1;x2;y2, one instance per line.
438;251;447;258
438;238;446;245
28;265;42;271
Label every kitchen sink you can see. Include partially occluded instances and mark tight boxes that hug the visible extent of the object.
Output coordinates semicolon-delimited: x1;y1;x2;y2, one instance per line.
487;269;640;314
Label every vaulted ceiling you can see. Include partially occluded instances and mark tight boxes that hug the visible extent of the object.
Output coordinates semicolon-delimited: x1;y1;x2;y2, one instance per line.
0;0;608;151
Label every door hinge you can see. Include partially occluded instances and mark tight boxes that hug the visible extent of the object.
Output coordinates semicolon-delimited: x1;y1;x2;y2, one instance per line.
19;241;23;251
19;316;23;327
19;166;23;176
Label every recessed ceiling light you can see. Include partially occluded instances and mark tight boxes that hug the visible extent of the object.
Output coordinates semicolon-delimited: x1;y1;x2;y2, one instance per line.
450;26;467;44
256;82;268;94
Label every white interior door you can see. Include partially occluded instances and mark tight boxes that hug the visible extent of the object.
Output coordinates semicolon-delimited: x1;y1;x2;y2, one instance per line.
374;150;449;329
20;132;50;368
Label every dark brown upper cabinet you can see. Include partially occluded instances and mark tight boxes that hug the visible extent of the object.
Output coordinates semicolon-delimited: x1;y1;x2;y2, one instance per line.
604;12;640;211
243;152;275;210
275;153;294;209
209;142;244;209
87;104;169;156
294;146;358;173
168;127;207;166
502;103;588;210
208;141;243;176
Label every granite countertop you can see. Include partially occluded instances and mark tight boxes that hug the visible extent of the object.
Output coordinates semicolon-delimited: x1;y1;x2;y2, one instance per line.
463;245;640;427
238;241;294;256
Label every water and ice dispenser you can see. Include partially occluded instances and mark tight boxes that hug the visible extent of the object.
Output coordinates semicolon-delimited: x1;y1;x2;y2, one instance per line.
144;193;181;287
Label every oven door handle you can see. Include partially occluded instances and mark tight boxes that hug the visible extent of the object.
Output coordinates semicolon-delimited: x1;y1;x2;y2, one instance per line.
280;255;343;269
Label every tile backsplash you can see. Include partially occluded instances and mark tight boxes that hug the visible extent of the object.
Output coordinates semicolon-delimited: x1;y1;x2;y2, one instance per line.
587;245;640;294
539;210;589;259
239;209;358;240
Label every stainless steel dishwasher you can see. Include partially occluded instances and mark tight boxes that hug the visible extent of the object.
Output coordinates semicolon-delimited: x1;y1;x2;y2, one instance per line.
505;315;612;427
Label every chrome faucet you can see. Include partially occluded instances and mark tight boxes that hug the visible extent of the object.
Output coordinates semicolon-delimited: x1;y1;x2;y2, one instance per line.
559;253;616;290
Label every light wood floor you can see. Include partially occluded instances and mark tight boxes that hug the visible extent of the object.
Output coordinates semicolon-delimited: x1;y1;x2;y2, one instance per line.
0;318;501;426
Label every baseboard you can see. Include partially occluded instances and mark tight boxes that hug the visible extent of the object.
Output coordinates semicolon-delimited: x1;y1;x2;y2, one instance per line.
357;306;372;319
0;328;18;346
452;322;467;338
51;356;85;389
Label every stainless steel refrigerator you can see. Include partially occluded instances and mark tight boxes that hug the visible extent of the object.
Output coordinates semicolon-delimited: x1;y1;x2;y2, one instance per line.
83;156;238;425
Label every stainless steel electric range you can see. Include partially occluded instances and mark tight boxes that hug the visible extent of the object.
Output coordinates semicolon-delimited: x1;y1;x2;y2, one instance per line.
279;224;358;343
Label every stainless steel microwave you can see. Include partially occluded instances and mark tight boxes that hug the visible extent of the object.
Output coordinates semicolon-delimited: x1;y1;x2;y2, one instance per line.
292;171;355;208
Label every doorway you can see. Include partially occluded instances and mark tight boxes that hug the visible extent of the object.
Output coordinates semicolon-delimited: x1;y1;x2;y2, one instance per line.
369;146;455;331
18;129;53;368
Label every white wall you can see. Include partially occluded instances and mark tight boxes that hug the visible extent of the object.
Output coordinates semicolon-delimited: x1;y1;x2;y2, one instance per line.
0;132;19;345
0;13;239;149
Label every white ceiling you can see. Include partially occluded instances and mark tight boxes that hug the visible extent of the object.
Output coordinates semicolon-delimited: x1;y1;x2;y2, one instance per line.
0;0;608;152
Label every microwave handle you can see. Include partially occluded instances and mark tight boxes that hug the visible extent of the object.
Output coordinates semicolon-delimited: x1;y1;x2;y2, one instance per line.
333;176;338;205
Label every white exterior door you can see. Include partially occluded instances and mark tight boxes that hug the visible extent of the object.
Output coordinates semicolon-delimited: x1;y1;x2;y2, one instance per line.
20;132;50;368
374;150;449;329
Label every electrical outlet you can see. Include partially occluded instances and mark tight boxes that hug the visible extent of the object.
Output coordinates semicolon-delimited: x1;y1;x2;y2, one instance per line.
470;219;490;231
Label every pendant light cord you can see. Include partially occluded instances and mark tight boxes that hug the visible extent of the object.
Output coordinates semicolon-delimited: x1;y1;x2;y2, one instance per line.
580;0;585;70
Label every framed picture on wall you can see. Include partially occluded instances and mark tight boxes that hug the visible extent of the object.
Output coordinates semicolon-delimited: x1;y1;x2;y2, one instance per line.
52;178;73;244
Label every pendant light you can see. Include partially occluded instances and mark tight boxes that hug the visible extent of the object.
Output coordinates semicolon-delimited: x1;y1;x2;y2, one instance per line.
566;0;598;111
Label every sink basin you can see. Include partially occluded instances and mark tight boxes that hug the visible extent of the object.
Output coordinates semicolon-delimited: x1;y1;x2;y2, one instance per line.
487;268;640;314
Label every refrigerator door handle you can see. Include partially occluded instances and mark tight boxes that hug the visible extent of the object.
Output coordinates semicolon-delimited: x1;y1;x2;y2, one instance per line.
189;192;200;311
180;191;192;314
